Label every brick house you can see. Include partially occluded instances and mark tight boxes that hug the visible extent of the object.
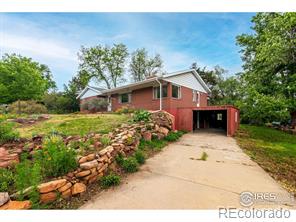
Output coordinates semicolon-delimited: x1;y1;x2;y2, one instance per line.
77;69;239;136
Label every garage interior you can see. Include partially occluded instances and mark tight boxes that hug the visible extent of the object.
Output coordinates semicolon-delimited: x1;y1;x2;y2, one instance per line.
193;110;227;133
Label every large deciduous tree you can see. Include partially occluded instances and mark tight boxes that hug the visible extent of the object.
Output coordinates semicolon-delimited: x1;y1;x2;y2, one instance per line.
0;54;56;104
237;12;296;125
78;44;128;89
130;48;163;82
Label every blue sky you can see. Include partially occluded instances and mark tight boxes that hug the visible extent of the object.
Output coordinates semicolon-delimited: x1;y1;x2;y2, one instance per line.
0;13;254;89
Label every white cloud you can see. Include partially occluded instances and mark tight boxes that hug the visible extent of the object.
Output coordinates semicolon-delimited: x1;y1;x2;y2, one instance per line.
0;32;76;61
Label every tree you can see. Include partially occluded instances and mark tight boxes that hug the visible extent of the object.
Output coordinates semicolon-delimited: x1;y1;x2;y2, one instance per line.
130;48;163;82
0;54;56;104
78;44;128;89
236;13;296;125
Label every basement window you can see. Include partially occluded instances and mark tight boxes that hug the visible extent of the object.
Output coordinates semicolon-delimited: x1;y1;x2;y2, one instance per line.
172;84;181;99
217;113;223;120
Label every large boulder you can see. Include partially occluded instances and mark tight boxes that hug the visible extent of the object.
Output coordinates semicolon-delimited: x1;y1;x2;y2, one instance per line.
150;110;174;130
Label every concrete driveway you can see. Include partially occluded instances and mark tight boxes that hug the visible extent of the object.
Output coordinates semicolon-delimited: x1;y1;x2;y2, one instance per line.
81;131;294;209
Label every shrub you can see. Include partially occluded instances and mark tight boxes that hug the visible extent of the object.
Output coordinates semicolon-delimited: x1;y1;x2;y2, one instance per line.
0;119;19;144
100;135;111;147
34;135;77;177
9;100;47;114
15;155;42;200
164;132;180;142
132;110;151;122
122;157;139;173
134;150;145;164
81;98;108;112
0;168;15;192
115;153;124;165
100;173;121;188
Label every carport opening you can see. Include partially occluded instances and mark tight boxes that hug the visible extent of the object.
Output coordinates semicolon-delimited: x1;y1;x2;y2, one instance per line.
193;110;227;134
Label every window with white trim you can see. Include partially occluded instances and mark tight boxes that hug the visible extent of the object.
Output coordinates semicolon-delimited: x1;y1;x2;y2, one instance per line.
153;85;168;99
193;90;197;102
172;84;181;99
119;93;131;103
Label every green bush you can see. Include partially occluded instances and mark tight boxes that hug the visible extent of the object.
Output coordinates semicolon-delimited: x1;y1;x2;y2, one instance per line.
9;100;47;114
132;110;151;122
134;150;145;164
122;157;139;173
81;98;108;112
34;135;77;177
0;168;15;192
115;153;124;165
100;173;121;188
0;119;19;144
15;156;42;200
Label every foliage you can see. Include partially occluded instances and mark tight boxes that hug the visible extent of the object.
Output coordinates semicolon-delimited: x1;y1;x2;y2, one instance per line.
115;153;124;166
0;168;15;192
236;124;296;193
115;106;136;114
34;135;77;177
130;48;163;82
15;155;42;200
17;114;129;138
9;100;47;114
236;13;296;125
236;88;290;124
134;150;146;164
81;98;108;112
43;91;79;114
0;54;56;104
100;135;111;147
0;104;8;114
198;152;208;161
121;157;139;173
0;119;19;144
100;173;121;188
138;139;168;151
132;110;151;122
78;44;128;89
164;131;184;142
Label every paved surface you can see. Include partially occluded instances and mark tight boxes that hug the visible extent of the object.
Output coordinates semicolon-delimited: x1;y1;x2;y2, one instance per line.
81;131;295;209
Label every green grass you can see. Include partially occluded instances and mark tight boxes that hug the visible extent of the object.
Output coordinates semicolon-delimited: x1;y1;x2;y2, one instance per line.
17;114;130;138
138;138;168;151
236;124;296;194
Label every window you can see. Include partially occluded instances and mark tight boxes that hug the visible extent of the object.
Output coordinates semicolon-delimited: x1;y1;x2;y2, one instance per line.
217;113;223;121
153;85;168;99
119;93;130;103
172;84;181;99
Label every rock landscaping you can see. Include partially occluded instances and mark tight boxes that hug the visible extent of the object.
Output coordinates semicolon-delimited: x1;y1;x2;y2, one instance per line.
0;110;177;209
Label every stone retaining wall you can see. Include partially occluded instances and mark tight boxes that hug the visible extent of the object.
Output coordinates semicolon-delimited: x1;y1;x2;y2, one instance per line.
0;111;173;209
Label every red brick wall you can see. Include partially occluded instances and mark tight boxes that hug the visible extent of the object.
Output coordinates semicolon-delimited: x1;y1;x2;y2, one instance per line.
111;86;170;111
110;82;208;112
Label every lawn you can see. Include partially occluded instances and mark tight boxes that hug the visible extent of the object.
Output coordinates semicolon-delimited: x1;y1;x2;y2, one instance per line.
236;124;296;194
16;113;130;138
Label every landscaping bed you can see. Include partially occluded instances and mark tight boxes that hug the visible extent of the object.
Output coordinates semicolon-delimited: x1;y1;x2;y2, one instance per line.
235;124;296;195
0;110;184;209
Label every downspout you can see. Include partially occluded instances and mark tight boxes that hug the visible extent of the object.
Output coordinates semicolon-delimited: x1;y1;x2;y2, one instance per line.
155;78;162;111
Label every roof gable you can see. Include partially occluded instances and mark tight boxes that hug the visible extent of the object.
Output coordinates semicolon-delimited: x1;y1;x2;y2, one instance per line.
163;70;210;93
76;86;104;99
